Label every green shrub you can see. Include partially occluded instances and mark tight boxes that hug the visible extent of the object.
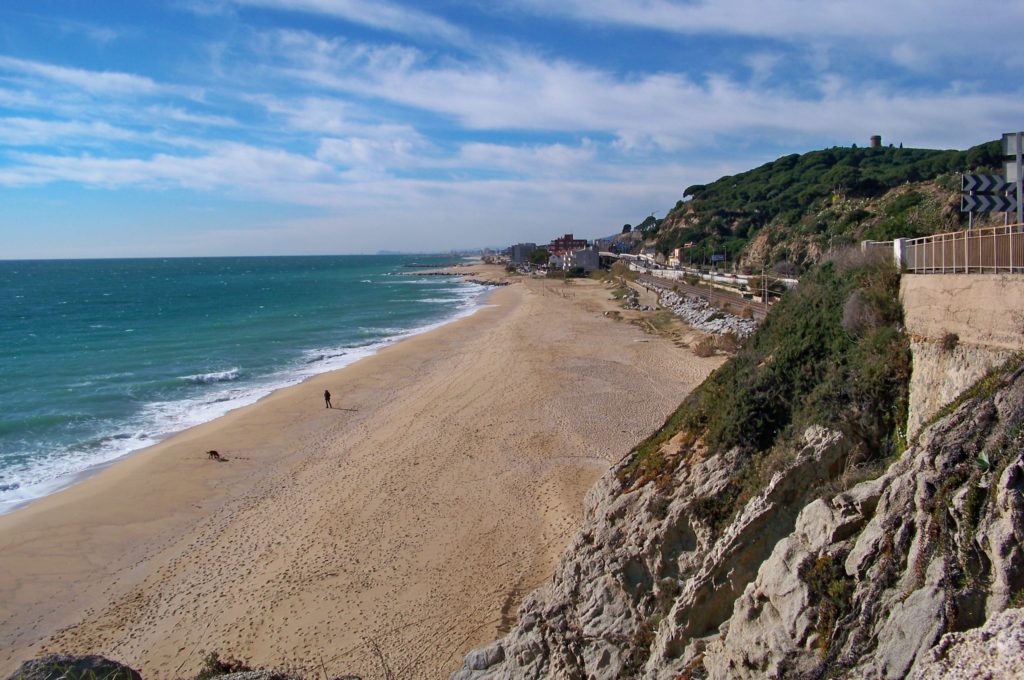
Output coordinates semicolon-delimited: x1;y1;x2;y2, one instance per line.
692;336;716;357
800;551;855;655
528;247;550;265
620;251;910;503
194;653;253;680
884;191;925;217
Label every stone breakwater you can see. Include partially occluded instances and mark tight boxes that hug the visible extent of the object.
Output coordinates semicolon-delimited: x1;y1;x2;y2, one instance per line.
408;271;510;287
655;288;757;338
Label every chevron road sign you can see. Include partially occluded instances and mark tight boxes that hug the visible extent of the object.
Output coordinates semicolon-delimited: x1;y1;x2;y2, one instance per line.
961;194;1019;213
962;174;1013;193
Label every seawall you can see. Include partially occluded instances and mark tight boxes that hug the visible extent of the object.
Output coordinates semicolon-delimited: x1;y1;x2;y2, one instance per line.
901;273;1024;437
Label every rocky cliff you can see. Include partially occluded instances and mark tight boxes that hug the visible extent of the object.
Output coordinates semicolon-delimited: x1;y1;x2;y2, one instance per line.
454;355;1024;680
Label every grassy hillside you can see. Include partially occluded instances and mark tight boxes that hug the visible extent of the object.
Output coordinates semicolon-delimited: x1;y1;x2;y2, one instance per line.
641;140;1004;273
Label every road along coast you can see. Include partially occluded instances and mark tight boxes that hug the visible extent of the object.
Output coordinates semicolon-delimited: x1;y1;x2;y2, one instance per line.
0;265;723;678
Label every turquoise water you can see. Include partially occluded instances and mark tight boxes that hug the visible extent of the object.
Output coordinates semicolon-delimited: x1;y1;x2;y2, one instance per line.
0;255;489;511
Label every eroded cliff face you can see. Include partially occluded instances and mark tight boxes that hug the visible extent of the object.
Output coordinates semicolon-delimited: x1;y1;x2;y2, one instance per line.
900;273;1024;438
905;338;1014;438
453;361;1024;679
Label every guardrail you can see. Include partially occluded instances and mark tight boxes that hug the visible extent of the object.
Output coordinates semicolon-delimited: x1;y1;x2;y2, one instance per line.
899;224;1024;274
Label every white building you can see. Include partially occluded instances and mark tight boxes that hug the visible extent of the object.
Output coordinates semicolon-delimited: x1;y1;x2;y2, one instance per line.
565;247;600;272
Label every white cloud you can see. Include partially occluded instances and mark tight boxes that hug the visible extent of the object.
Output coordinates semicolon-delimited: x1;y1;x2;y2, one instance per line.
231;0;465;42
456;141;597;175
260;31;1022;153
0;56;163;95
0;117;140;146
147;106;240;128
316;127;428;170
507;0;1021;43
256;95;353;134
1;144;336;194
0;86;44;109
745;52;781;84
505;0;1024;71
265;34;705;140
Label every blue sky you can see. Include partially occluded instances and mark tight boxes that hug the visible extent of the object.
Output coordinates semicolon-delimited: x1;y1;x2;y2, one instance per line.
0;1;1021;258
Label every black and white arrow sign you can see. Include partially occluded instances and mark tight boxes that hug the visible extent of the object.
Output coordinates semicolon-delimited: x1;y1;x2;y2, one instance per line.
962;174;1014;193
961;194;1019;213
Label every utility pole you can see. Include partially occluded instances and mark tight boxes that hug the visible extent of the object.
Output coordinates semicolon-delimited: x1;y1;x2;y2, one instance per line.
762;265;768;313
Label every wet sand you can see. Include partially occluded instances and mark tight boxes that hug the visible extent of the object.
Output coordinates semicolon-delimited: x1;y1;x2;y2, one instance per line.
0;266;722;678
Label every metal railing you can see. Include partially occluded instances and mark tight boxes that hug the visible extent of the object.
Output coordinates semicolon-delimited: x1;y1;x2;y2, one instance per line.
902;224;1024;274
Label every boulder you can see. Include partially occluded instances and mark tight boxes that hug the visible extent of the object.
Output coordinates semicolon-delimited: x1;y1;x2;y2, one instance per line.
6;655;142;680
913;607;1024;680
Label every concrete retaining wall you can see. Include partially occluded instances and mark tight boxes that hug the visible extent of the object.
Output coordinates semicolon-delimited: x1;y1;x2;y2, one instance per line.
901;274;1024;437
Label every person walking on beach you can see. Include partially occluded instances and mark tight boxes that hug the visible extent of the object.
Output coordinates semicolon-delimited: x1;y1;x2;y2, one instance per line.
324;389;332;409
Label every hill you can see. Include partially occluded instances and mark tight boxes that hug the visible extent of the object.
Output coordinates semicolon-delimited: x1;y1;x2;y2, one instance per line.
637;140;1005;274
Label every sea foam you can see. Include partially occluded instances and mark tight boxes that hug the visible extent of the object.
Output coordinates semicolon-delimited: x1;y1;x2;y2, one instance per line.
181;368;241;384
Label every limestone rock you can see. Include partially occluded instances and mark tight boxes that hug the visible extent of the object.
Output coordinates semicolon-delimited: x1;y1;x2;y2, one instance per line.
707;363;1024;680
912;607;1024;679
215;672;305;680
6;655;142;680
905;338;1014;438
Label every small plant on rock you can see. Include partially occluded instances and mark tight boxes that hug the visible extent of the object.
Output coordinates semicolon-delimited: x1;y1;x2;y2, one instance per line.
975;450;991;473
799;551;855;656
194;652;253;680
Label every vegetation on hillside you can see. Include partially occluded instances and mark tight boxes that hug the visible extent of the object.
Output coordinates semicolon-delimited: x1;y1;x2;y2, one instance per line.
621;249;911;518
637;140;1003;271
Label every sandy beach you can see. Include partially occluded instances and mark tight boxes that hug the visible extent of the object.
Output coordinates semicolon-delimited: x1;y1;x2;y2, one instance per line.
0;265;722;679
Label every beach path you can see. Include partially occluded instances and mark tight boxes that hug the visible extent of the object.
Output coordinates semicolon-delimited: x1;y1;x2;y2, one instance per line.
0;269;722;678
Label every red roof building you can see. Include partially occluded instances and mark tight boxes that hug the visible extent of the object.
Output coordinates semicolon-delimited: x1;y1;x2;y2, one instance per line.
548;233;588;257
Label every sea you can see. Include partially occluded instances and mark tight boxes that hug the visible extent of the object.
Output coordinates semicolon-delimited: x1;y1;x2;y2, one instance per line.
0;255;492;513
